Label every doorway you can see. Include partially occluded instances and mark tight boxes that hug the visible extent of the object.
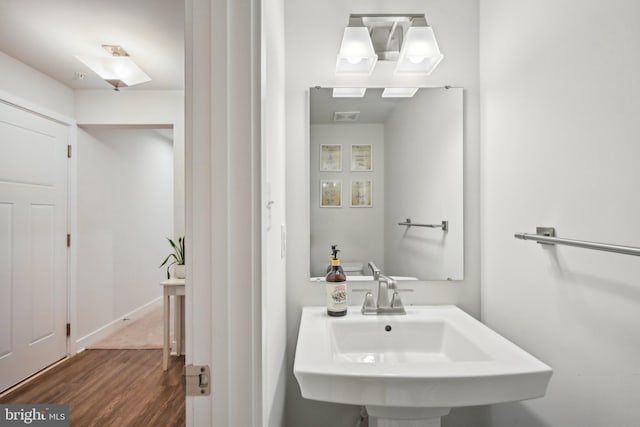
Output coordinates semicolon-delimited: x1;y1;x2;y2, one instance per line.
74;125;175;351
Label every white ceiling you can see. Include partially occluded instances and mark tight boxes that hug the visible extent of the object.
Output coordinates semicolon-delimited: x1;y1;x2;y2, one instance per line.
0;0;184;91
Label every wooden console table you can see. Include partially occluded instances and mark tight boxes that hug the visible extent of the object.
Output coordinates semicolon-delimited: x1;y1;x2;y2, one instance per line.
160;278;185;371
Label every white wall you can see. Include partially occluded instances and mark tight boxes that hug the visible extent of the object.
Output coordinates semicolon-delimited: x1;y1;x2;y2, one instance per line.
76;128;173;341
384;88;464;280
480;1;640;426
75;90;185;238
310;124;385;277
0;51;74;121
262;0;288;424
285;1;480;426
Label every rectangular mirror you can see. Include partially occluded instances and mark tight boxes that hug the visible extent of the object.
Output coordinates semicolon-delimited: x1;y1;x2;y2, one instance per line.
309;87;463;281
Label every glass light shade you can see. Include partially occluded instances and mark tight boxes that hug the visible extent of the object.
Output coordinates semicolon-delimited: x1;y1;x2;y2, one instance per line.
332;88;366;98
381;87;419;98
335;27;377;75
76;55;151;86
395;26;443;75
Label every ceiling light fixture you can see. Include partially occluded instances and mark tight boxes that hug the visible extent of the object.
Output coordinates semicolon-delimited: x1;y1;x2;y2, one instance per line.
335;14;443;76
76;45;151;91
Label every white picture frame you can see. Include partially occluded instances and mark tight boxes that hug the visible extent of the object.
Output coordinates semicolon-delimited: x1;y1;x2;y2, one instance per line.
351;144;372;171
351;180;372;208
320;144;342;172
320;180;342;207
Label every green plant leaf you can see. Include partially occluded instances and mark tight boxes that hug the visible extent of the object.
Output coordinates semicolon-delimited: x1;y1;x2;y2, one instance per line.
159;253;176;268
160;236;185;274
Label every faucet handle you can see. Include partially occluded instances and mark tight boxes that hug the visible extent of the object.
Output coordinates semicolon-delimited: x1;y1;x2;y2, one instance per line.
364;292;375;307
390;291;407;313
353;289;375;303
360;292;376;314
390;291;402;307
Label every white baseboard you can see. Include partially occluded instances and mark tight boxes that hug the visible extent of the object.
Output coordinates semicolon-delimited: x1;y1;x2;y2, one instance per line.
75;296;162;352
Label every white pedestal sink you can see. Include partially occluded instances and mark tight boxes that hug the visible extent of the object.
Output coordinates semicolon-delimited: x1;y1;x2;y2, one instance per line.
293;306;552;426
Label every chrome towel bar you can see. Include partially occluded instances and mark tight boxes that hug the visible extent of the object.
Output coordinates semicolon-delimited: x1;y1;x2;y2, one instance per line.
514;227;640;257
398;218;448;232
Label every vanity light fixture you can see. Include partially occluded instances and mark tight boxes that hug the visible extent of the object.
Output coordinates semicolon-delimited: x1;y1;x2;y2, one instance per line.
335;27;378;75
381;87;419;98
76;45;151;91
332;87;367;97
395;26;443;75
335;14;443;76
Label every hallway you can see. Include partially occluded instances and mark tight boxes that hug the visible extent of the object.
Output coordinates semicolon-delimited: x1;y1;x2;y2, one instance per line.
0;349;184;427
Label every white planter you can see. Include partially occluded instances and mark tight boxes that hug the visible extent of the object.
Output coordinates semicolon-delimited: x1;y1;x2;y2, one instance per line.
174;264;186;279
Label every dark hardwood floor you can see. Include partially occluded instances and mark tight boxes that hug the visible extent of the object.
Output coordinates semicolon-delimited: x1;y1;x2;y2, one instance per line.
0;349;185;427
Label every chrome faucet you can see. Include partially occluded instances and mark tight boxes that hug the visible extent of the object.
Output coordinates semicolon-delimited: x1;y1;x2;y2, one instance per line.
361;267;408;315
367;261;381;281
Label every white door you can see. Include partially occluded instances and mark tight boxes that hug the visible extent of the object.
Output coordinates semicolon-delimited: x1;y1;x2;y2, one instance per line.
0;101;69;392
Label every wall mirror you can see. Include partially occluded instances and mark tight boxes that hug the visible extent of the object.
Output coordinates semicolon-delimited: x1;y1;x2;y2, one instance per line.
309;87;464;282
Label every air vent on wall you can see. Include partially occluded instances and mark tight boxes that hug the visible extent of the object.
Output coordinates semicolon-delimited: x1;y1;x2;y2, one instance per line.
333;111;360;122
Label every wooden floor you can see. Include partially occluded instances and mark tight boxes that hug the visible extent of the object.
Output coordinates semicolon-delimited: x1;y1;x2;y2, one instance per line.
0;349;185;427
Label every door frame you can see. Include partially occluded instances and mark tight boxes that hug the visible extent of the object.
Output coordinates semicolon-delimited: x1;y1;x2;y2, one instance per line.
185;0;262;425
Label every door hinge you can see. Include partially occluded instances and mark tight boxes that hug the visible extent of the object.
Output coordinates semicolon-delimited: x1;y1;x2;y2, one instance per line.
183;365;210;396
67;145;72;158
66;323;71;337
66;234;71;247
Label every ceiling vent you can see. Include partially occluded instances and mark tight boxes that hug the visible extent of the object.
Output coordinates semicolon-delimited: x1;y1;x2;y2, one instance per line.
333;111;360;122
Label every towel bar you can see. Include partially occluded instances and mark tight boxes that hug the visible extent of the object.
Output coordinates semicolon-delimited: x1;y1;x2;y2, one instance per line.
514;227;640;257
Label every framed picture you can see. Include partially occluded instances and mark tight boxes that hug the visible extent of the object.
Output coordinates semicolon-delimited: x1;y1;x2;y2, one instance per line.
351;144;372;171
320;144;342;171
351;180;372;207
320;180;342;207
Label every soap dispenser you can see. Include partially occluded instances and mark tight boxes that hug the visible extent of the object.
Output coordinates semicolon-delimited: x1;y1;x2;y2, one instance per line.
326;244;345;275
325;244;347;317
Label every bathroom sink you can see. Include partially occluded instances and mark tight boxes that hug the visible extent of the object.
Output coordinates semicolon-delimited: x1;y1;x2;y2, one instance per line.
294;306;552;423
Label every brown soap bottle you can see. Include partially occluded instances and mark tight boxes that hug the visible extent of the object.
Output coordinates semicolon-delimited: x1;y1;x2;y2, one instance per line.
325;245;347;317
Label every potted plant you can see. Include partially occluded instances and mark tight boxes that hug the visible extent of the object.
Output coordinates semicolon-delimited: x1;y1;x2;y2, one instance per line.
160;236;185;279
